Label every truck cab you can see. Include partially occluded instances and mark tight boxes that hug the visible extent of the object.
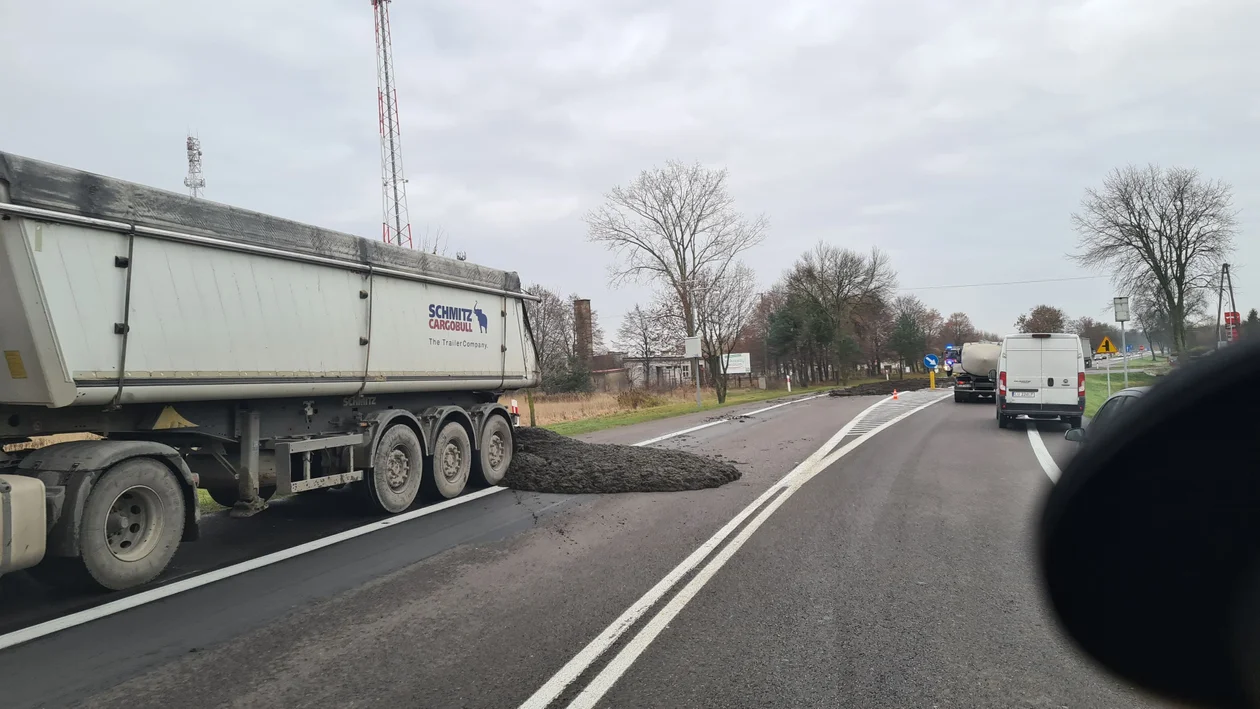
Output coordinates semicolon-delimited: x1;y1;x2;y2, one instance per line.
996;333;1085;429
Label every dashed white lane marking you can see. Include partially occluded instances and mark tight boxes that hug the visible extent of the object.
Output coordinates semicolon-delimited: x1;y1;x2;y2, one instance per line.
1027;423;1062;482
520;390;952;709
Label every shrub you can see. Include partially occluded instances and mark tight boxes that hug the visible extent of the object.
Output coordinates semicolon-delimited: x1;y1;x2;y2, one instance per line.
616;389;664;410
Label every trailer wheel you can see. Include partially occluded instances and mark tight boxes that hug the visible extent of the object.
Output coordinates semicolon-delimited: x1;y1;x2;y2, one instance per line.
31;458;186;591
360;424;424;514
473;415;513;486
425;421;471;499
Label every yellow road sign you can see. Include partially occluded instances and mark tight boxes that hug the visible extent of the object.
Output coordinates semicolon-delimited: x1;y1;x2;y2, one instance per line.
1095;336;1118;354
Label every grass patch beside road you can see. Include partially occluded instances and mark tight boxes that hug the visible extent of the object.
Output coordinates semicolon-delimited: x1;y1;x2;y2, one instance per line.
1085;371;1158;417
538;374;930;437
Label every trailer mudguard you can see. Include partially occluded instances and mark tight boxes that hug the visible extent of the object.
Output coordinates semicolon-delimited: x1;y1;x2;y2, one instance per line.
17;439;200;556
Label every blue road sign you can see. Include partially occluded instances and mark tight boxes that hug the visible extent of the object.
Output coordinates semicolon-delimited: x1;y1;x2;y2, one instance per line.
923;353;939;370
1126;344;1133;352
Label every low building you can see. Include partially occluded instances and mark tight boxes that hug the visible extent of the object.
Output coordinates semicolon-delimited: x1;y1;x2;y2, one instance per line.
623;356;705;389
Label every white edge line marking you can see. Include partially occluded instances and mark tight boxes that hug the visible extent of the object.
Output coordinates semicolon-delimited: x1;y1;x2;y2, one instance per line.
0;485;507;652
518;391;944;709
1026;423;1062;483
564;391;951;709
631;394;828;447
0;390;827;651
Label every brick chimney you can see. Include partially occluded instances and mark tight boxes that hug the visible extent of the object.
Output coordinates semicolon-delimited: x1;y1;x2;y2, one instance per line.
573;298;593;363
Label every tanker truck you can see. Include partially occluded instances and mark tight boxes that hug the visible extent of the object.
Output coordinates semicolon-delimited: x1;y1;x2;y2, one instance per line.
952;341;1001;403
0;151;539;591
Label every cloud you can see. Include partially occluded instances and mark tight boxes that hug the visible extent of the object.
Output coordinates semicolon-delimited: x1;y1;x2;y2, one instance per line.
3;0;1258;338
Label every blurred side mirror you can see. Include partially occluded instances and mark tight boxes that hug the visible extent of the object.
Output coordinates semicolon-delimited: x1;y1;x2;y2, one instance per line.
1040;337;1260;708
1064;427;1085;443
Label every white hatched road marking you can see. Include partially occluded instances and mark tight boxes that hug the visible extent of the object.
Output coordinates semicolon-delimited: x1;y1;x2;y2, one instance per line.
632;393;827;446
520;389;952;709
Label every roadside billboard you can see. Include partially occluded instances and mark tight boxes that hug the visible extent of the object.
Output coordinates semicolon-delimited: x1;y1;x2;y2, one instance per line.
722;352;751;374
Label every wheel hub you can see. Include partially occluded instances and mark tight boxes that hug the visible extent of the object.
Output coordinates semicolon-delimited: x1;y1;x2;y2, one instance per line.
487;432;506;469
442;441;463;483
386;448;410;491
105;485;164;562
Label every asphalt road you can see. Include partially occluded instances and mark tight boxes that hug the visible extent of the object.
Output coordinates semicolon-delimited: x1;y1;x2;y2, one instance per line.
0;390;1165;708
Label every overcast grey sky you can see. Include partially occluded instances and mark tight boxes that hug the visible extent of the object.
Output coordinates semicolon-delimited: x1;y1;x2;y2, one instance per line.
4;0;1257;337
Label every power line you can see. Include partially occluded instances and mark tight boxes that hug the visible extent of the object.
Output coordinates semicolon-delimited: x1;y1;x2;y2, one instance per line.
899;275;1106;292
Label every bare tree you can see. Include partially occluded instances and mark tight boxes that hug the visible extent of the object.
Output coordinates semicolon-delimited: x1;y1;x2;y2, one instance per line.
852;296;893;376
585;161;768;339
1015;304;1068;333
694;263;759;403
416;225;451;256
524;284;573;385
942;312;977;345
1071;165;1236;353
787;243;897;378
614;303;674;388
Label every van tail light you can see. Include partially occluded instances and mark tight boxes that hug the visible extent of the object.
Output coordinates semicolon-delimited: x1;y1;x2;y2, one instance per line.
999;371;1007;396
1078;371;1086;397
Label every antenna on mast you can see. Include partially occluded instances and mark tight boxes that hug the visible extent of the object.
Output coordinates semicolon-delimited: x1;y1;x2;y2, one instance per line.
183;134;205;198
372;0;413;248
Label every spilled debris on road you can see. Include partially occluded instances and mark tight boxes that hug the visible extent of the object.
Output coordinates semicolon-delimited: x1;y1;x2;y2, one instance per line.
504;427;741;494
828;378;938;397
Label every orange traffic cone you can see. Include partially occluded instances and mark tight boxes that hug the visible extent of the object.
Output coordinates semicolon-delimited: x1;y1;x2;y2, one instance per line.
892;389;899;400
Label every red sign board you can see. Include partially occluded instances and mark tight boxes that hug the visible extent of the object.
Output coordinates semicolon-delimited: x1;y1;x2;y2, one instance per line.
1225;311;1241;326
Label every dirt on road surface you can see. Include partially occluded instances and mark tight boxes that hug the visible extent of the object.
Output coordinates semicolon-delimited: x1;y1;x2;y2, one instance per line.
829;378;936;396
505;427;741;494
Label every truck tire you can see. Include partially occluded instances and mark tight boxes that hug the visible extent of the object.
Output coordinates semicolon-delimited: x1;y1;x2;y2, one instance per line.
953;392;963;403
32;458;186;591
425;421;471;500
360;424;424;514
205;484;275;509
472;415;513;486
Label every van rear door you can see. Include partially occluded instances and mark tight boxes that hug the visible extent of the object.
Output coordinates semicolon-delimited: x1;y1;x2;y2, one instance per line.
1004;336;1043;404
1041;335;1081;407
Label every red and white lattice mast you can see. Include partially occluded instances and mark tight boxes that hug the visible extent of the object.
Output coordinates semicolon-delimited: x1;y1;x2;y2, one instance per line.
372;0;412;248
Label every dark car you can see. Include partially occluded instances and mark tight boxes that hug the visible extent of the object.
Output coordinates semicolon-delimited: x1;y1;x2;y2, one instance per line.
1064;386;1150;443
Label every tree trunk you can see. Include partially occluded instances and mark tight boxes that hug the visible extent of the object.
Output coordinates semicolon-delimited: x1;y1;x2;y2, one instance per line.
1170;299;1187;354
709;354;728;403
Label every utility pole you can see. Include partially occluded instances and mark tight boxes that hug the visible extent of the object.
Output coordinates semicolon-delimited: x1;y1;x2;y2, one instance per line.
372;0;412;248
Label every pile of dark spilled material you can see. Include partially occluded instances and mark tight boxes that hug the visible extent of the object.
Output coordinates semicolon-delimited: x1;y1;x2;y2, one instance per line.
504;427;741;494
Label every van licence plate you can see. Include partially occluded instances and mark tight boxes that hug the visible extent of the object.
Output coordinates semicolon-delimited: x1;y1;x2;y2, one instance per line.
1011;391;1037;398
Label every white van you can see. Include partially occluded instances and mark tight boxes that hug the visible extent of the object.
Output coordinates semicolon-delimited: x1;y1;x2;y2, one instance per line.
996;333;1085;429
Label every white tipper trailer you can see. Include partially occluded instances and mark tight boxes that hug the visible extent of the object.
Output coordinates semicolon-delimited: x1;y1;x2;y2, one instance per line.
0;151;540;591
